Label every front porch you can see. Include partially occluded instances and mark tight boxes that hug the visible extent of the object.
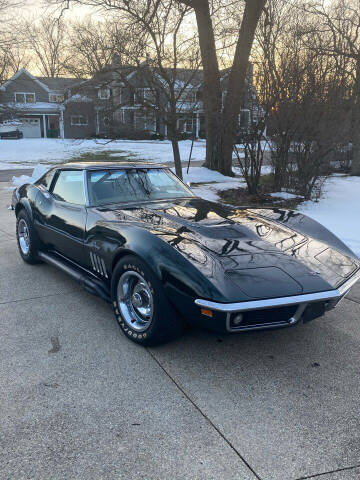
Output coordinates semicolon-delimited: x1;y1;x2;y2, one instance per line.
7;104;65;139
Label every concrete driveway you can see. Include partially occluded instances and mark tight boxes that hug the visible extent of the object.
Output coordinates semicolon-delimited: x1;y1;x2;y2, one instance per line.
1;185;360;480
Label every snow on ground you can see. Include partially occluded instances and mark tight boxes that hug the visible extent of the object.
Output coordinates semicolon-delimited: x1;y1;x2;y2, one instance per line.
270;191;302;200
298;175;360;257
0;138;253;170
109;139;206;163
180;166;235;184
232;165;272;176
0;163;33;170
0;138;206;168
0;139;124;167
171;167;246;202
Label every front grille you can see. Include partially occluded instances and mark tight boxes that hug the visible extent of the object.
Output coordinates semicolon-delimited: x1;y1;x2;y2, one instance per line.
228;305;298;331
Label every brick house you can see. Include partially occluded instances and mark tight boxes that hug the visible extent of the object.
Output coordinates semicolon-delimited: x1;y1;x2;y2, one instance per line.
0;65;260;139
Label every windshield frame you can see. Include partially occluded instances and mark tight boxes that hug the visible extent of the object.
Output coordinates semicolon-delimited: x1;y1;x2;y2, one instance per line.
85;167;195;207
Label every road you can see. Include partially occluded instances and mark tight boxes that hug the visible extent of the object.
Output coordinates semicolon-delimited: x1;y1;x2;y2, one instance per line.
0;169;33;182
1;184;360;480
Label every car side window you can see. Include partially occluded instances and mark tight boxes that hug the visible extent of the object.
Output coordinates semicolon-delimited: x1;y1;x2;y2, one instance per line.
36;169;55;189
51;170;86;205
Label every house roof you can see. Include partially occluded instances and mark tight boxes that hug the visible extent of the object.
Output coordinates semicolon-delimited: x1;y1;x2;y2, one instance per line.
36;77;85;91
0;68;84;93
0;68;51;92
1;102;64;112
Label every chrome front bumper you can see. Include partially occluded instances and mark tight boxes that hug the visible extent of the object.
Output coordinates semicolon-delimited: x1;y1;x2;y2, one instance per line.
195;269;360;332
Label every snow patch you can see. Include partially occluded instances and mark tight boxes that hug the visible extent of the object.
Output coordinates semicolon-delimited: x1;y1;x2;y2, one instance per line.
11;164;49;188
109;139;207;164
65;94;93;103
298;175;360;257
179;167;235;184
270;191;302;200
179;166;245;202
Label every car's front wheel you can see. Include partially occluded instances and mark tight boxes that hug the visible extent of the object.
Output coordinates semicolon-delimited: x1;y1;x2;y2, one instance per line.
16;209;41;264
111;255;184;346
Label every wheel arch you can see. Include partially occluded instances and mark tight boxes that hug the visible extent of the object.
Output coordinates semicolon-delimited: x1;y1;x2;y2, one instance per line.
109;236;222;304
15;199;34;222
15;203;25;216
111;249;144;274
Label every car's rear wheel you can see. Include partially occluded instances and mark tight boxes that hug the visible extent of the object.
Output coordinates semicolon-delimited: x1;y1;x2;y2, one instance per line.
111;255;184;346
16;210;41;264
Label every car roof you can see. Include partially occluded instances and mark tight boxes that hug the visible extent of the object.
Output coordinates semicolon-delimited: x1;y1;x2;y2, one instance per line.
58;161;167;170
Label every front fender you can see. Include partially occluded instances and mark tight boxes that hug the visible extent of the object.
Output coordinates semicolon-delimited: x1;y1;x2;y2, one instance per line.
14;184;38;222
87;221;227;302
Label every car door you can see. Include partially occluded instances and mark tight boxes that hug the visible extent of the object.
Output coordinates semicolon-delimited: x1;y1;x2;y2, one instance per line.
35;169;87;264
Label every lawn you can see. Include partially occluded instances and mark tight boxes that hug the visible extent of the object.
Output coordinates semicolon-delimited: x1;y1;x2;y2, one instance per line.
0;138;206;168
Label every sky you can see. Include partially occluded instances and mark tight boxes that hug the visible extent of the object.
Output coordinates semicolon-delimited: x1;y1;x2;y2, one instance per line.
22;0;96;19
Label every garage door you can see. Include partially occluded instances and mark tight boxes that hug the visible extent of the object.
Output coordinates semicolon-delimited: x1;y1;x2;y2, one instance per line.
18;118;41;138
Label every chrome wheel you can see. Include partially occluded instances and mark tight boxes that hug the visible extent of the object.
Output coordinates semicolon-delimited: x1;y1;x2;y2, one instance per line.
117;271;154;332
18;218;30;255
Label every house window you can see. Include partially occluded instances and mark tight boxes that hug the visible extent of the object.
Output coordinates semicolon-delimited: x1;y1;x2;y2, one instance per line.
98;87;111;99
178;117;195;133
15;93;36;103
239;109;250;129
71;115;88;126
134;111;155;131
49;94;64;103
134;111;146;130
176;89;197;104
119;88;123;104
103;117;110;127
134;88;156;105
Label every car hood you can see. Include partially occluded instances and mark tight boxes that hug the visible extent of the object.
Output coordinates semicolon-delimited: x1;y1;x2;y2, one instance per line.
95;197;360;299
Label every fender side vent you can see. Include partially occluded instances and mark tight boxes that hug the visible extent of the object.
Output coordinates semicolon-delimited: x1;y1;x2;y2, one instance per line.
90;252;108;278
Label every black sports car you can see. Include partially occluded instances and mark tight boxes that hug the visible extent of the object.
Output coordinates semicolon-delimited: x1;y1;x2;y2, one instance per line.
11;161;360;345
0;129;23;140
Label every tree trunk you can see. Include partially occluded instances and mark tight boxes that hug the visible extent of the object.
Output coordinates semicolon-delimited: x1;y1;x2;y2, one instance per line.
221;0;266;176
171;138;183;179
167;110;183;179
193;1;223;171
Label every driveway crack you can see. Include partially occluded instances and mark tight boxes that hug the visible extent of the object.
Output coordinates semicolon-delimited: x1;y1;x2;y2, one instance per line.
146;347;262;480
345;296;360;305
295;462;360;479
0;290;79;305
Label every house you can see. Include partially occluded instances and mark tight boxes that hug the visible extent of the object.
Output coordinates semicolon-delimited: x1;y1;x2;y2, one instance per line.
0;68;83;139
73;62;259;140
0;64;260;140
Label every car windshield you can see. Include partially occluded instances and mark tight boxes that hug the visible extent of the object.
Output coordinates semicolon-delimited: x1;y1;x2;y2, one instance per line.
87;168;194;206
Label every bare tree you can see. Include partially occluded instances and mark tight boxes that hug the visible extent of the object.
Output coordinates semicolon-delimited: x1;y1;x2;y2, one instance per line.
112;0;201;179
303;0;360;175
0;1;28;89
254;0;351;199
50;0;200;179
46;0;265;176
21;15;70;77
64;16;128;77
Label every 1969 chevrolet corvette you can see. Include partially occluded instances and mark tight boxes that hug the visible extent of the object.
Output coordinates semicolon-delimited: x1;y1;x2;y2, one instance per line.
11;161;360;345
